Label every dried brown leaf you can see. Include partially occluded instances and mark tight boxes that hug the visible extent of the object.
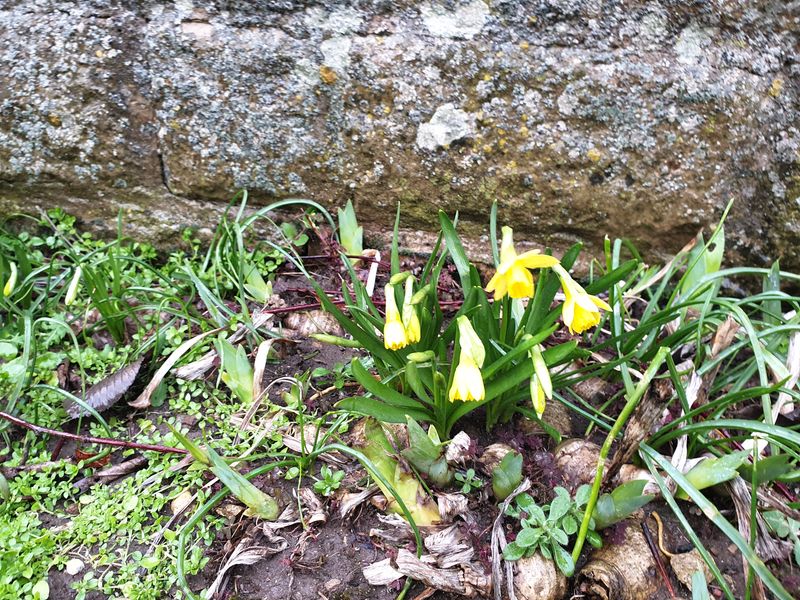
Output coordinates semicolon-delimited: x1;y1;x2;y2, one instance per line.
65;357;144;418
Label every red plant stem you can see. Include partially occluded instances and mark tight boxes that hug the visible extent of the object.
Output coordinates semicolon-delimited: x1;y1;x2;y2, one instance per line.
641;518;678;599
0;411;188;455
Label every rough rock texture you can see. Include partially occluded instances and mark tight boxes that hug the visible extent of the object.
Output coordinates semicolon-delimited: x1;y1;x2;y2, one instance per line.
0;0;798;266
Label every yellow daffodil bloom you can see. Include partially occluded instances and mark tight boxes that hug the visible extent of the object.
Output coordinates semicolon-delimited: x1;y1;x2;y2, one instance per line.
553;264;611;334
449;316;485;402
529;344;552;418
383;284;408;350
486;227;559;300
3;262;17;297
530;374;547;419
402;277;421;344
449;355;485;402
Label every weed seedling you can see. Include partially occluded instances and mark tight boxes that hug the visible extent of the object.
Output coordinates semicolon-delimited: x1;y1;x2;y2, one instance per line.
454;468;483;494
313;464;345;497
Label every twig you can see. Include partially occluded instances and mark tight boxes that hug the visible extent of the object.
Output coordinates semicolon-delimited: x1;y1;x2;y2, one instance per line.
0;411;187;455
641;517;678;599
650;512;678;558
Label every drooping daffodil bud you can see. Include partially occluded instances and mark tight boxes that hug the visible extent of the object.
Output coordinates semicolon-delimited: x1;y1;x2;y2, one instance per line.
552;264;611;334
3;262;17;297
389;271;412;286
448;316;485;402
485;227;559;300
383;284;408;350
401;277;421;344
407;350;435;363
65;266;82;306
529;344;552;418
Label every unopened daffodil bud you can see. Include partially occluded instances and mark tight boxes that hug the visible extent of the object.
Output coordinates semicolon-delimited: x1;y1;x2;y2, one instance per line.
485;227;559;300
311;333;363;348
410;284;430;305
389;271;412;286
3;262;17;297
407;350;435;363
552;264;611;334
530;344;552;399
402;277;421;344
529;344;551;418
383;284;408;350
65;266;82;306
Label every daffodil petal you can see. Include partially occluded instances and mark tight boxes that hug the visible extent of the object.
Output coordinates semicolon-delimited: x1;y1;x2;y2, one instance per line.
562;299;576;334
591;295;612;311
516;251;560;270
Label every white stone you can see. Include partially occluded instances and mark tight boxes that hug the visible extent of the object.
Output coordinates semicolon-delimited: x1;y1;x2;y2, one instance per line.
420;0;489;40
416;104;475;150
65;558;85;576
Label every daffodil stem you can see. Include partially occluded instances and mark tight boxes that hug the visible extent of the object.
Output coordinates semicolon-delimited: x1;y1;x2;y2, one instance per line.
571;346;670;563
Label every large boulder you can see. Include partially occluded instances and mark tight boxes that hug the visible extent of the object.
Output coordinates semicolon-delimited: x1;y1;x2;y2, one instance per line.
0;0;797;266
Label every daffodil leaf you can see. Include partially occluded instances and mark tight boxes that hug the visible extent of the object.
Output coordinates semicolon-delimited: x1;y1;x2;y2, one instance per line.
489;201;500;266
337;396;432;424
311;278;400;368
350;359;426;410
391;203;401;275
585;259;640;295
438;211;472;295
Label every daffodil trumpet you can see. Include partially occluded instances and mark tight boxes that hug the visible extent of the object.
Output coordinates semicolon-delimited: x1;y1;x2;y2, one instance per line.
486;226;559;300
448;316;486;402
552;264;611;334
401;277;421;344
382;283;408;350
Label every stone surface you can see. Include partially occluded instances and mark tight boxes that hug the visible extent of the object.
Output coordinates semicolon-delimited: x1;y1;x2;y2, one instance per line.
0;0;798;268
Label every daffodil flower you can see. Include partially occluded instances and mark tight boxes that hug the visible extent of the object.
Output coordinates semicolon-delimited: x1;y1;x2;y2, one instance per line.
449;316;485;402
486;227;559;300
383;284;408;350
402;277;421;344
3;262;17;297
553;264;611;334
529;344;552;418
530;374;547;419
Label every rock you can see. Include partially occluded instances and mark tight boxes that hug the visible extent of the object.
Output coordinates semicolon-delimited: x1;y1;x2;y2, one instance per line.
416;104;477;150
514;553;567;600
670;549;713;591
0;1;797;270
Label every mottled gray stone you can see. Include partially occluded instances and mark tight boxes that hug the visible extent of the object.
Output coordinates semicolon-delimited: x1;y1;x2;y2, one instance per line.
0;0;798;270
416;104;477;150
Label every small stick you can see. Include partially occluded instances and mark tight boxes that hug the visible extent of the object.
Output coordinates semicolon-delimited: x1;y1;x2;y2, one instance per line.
641;518;678;599
0;411;187;455
650;512;678;558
